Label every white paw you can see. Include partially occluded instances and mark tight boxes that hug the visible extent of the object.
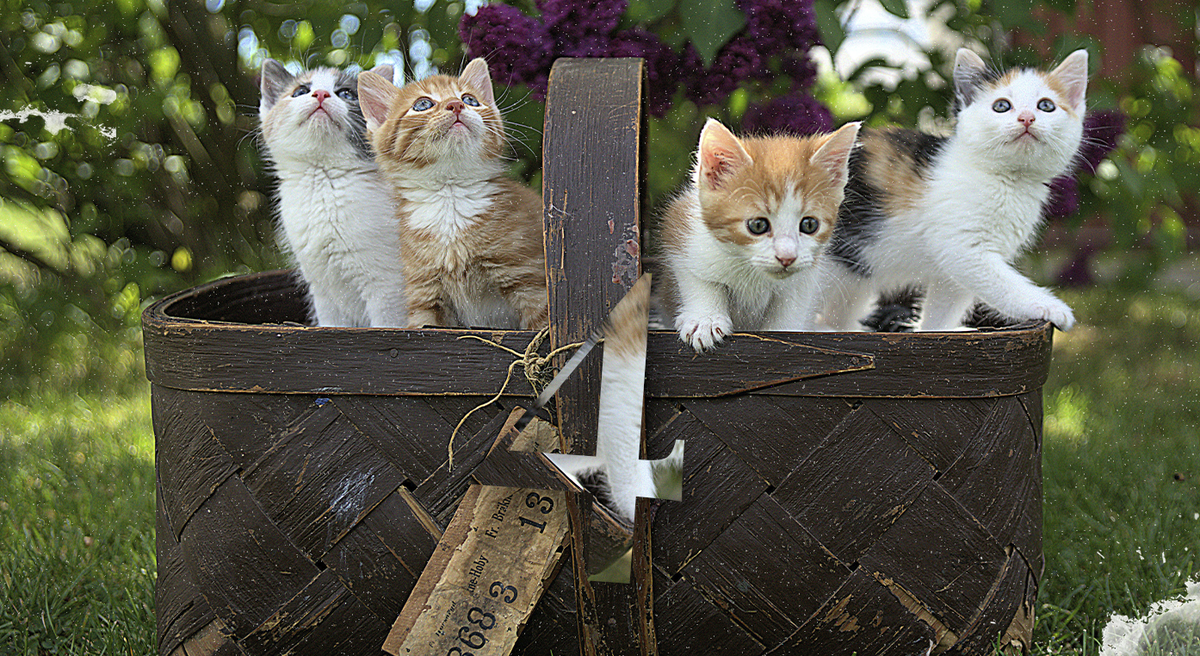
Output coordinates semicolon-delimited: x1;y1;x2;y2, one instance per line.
676;313;732;352
1030;297;1075;331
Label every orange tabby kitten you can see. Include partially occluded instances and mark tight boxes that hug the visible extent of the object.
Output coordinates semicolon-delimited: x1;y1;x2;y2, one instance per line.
656;118;860;351
357;59;548;330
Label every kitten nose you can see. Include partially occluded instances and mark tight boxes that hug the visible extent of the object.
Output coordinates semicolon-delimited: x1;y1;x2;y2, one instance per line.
776;255;796;268
1018;111;1035;127
446;100;465;114
312;89;331;104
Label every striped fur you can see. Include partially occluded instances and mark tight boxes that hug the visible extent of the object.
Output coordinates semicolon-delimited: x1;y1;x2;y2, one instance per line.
358;59;547;330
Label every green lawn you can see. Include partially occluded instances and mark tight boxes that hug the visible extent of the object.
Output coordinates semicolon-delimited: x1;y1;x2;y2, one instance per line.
0;284;1196;654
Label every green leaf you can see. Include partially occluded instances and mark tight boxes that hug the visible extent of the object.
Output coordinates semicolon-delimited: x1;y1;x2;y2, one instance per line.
878;0;909;19
989;0;1035;30
626;0;678;23
680;0;745;67
813;0;844;55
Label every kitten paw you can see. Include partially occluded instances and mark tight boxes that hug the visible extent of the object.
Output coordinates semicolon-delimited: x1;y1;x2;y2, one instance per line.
676;314;733;352
1031;299;1075;331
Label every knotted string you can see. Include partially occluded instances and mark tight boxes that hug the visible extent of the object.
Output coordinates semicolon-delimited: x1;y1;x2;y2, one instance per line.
446;328;584;467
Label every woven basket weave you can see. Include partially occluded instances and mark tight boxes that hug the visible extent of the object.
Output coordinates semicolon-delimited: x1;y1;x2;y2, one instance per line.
146;58;1050;656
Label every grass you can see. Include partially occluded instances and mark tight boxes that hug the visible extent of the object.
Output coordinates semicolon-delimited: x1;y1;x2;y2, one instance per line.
0;320;154;654
1034;284;1200;654
0;282;1197;654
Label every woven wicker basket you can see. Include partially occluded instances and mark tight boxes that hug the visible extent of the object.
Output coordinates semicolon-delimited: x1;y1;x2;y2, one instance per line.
146;58;1051;656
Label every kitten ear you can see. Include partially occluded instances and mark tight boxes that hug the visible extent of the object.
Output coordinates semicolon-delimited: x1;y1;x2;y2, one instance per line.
1047;49;1088;111
260;59;294;113
809;121;861;190
368;64;395;86
697;118;752;191
357;71;399;134
953;48;989;107
459;58;496;107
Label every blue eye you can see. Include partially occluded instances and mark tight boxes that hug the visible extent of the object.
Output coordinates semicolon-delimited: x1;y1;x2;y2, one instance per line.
992;98;1012;112
746;217;770;235
1037;98;1056;112
337;88;356;101
462;93;480;107
412;97;434;111
291;84;310;98
799;217;819;235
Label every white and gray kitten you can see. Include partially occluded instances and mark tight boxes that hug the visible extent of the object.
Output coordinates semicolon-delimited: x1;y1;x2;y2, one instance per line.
818;48;1089;332
259;59;406;327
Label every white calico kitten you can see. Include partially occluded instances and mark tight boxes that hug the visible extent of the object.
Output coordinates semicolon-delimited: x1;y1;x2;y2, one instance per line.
259;59;407;327
656;118;861;351
357;59;547;331
819;48;1088;332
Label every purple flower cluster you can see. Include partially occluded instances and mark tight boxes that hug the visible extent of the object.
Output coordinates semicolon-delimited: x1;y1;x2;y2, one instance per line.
686;36;771;107
460;0;829;116
459;4;553;97
1045;109;1126;219
1078;109;1125;173
738;0;821;52
537;0;626;58
741;92;834;136
1045;175;1080;219
607;29;681;117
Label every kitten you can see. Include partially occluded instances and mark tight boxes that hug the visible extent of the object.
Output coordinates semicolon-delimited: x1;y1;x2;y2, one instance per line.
818;48;1088;332
655;118;861;351
259;59;407;327
357;59;548;331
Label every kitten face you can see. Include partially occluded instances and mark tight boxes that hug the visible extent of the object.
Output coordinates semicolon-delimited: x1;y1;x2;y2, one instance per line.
695;119;859;278
259;60;393;165
953;49;1087;173
359;58;505;168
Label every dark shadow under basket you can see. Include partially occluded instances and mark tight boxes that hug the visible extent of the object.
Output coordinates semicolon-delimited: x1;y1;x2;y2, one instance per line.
147;58;1051;656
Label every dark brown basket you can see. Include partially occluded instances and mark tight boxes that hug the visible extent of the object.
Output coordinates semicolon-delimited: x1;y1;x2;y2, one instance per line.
146;59;1051;656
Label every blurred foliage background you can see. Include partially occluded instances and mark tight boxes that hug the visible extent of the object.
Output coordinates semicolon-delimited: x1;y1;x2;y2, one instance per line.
0;0;1197;393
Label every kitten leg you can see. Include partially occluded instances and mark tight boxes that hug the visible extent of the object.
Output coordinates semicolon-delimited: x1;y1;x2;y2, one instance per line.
940;253;1075;330
403;272;446;329
816;265;876;331
916;279;976;331
311;294;352;327
502;281;549;331
672;271;732;352
364;283;409;328
761;275;819;332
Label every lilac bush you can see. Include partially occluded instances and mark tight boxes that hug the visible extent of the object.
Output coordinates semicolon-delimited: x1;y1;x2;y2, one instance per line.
458;0;825;118
457;1;1124;226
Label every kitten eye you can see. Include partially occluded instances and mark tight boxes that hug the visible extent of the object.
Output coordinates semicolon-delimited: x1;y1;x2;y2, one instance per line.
1037;98;1056;112
992;98;1012;113
291;84;311;98
746;217;770;235
799;216;820;235
336;88;356;101
462;93;481;107
412;97;435;111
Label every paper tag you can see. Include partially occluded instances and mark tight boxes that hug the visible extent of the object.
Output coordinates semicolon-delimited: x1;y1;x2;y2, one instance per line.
383;484;571;656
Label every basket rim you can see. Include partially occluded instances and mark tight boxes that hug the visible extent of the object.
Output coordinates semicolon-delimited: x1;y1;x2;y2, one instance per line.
142;270;1054;400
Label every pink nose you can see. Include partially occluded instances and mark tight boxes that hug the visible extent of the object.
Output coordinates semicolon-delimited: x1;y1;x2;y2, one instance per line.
312;89;331;104
777;255;796;268
1018;111;1035;128
446;100;465;114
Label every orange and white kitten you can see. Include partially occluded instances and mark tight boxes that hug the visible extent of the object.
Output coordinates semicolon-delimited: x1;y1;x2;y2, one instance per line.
357;59;547;330
656;118;860;351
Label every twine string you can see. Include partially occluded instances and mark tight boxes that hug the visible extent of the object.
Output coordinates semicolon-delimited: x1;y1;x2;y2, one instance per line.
446;328;584;467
